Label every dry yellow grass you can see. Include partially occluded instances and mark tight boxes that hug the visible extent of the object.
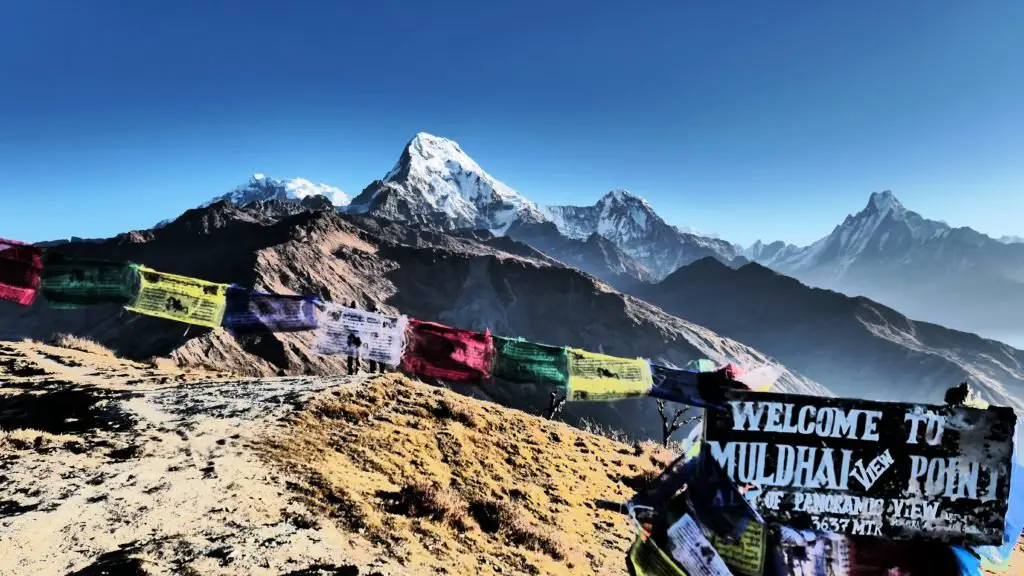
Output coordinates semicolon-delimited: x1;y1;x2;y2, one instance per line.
47;333;116;357
260;374;667;575
0;428;84;452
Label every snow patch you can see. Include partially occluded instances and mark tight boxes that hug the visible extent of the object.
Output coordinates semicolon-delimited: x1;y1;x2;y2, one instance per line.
205;175;351;208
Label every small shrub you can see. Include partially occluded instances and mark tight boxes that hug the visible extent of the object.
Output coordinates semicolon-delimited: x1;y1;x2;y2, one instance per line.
467;497;568;559
622;466;662;493
578;417;632;444
394;478;474;532
433;398;484;429
318;399;371;423
634;439;676;468
495;500;568;560
323;484;372;532
48;334;115;357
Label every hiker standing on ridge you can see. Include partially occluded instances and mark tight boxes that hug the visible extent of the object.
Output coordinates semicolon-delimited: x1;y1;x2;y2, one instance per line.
366;301;386;374
346;300;361;375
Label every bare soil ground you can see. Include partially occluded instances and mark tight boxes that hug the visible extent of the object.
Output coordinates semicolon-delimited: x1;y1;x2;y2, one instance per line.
0;341;669;576
1;340;1019;575
0;341;390;575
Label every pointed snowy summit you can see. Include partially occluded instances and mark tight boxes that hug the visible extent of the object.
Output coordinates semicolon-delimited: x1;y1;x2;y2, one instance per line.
866;190;905;217
347;133;545;233
747;190;951;274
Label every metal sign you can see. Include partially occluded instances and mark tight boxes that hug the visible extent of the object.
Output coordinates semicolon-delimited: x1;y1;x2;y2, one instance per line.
703;390;1016;545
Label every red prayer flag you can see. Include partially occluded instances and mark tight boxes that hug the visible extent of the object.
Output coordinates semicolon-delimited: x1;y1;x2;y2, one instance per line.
400;319;494;382
0;238;43;306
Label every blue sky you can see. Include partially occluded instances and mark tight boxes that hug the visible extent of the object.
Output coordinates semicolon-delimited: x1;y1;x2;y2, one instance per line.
1;1;1021;246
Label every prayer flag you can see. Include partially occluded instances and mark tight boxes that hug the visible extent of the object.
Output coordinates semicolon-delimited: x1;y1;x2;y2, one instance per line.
40;254;139;307
565;348;652;401
845;536;960;576
627;535;686;576
0;238;42;306
772;526;854;576
685;358;717;372
124;265;229;328
649;362;749;409
223;288;319;334
313;302;407;365
400;319;493;382
733;365;783;392
664;514;733;575
491;336;568;387
709;516;767;576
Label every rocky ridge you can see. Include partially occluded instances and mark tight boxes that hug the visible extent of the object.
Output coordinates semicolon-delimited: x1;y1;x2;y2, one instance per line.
0;200;826;442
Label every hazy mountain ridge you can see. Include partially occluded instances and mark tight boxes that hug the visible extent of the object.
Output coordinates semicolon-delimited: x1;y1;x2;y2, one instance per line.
745;191;1024;339
504;220;655;290
637;258;1024;438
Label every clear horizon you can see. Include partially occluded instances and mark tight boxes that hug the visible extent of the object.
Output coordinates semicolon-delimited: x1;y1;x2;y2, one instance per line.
2;1;1022;246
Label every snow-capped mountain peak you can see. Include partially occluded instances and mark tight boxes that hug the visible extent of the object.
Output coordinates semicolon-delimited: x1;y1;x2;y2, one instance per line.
349;133;544;234
748;190;953;275
867;190;904;217
207;174;351;208
742;239;803;265
543;188;740;278
595;189;656;237
543;188;655;242
599;188;646;205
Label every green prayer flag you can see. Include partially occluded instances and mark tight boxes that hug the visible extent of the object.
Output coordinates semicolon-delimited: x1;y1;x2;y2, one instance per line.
684;358;717;372
491;336;569;387
41;255;139;308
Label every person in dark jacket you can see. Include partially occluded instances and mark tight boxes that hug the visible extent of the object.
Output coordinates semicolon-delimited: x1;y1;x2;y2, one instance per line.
366;301;386;374
346;300;361;375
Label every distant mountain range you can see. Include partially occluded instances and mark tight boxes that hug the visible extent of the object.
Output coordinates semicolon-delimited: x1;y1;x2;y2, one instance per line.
191;132;1024;342
6;130;1024;446
744;191;1024;342
36;130;1006;446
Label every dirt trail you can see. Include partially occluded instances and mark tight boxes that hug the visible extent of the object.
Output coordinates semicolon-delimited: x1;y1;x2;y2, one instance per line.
0;342;399;576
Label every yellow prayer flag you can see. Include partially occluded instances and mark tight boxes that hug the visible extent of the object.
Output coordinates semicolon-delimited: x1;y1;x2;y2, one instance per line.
710;519;766;576
566;348;653;401
125;265;229;328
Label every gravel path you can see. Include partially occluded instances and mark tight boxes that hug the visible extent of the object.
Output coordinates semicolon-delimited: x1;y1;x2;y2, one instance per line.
0;350;394;576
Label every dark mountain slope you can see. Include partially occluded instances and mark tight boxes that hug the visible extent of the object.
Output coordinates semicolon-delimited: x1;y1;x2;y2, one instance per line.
505;220;654;290
637;258;1024;416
